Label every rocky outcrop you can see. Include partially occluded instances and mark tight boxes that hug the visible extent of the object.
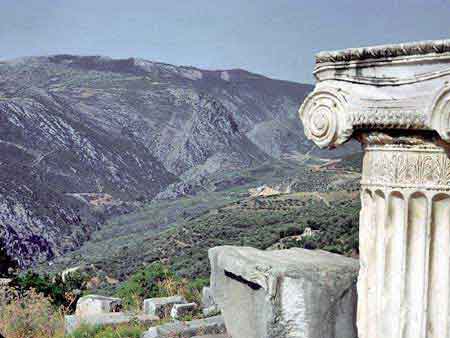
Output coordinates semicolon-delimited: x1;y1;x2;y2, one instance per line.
209;246;358;338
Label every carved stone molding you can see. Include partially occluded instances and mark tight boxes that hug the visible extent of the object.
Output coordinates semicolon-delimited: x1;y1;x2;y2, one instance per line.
361;143;450;190
348;109;427;130
316;39;450;64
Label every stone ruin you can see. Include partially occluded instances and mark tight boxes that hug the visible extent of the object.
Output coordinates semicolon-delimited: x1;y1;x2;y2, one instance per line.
299;39;450;338
66;294;226;337
208;38;450;338
67;38;450;338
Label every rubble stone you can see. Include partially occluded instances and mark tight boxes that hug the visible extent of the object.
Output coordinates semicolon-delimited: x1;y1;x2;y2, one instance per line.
65;313;158;334
143;315;226;338
75;294;122;317
171;302;198;320
143;295;187;318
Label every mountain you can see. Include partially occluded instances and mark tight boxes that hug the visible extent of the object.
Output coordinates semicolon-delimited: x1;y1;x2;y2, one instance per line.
0;55;349;269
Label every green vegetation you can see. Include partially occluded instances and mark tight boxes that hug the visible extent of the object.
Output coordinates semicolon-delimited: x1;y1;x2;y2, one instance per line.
68;323;145;338
116;262;208;310
1;158;361;337
115;262;175;309
10;271;87;313
40;157;361;290
147;194;360;278
0;263;206;337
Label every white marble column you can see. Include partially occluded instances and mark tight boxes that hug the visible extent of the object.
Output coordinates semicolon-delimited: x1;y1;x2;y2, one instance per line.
358;137;450;338
299;39;450;338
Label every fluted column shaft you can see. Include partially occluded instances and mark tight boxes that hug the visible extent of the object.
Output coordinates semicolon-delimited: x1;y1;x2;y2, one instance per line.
357;140;450;338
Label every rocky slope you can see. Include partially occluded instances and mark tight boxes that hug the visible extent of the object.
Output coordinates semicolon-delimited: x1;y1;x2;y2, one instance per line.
0;55;351;269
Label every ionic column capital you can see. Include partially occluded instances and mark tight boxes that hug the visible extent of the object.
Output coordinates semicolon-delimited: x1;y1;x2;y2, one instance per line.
299;39;450;148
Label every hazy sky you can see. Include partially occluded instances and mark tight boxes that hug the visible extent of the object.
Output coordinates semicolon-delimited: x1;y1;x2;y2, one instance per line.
1;0;449;83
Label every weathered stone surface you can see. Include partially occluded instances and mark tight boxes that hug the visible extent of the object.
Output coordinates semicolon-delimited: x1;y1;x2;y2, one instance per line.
142;315;226;338
201;286;219;316
300;39;450;338
191;335;228;338
171;302;198;320
75;294;122;317
65;313;158;334
209;246;358;338
143;295;187;318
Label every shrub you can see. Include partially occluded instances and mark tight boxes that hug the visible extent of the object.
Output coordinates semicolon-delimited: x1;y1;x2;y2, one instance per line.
115;262;177;309
185;277;209;304
69;323;145;338
10;270;86;313
115;262;208;316
0;287;65;338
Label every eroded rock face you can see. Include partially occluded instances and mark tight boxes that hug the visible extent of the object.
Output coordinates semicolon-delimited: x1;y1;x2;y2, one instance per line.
209;246;358;338
0;55;316;268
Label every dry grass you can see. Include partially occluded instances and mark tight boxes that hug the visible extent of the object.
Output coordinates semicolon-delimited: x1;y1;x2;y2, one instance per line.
0;287;65;338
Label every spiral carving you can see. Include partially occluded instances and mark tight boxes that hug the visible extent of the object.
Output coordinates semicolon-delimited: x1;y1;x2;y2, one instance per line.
430;85;450;143
298;88;352;148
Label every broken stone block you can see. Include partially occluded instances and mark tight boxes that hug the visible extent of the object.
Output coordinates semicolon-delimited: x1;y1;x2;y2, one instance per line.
209;246;358;338
143;295;187;318
142;315;226;338
201;286;219;316
171;302;198;320
65;313;158;335
75;294;122;317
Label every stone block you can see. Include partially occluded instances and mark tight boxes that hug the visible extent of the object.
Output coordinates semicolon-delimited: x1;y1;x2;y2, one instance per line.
143;295;187;318
75;294;122;317
171;302;198;320
201;286;219;316
65;313;158;335
143;315;226;338
209;246;358;338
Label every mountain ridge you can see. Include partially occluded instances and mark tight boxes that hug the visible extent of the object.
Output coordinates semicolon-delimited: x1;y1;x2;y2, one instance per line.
0;54;354;270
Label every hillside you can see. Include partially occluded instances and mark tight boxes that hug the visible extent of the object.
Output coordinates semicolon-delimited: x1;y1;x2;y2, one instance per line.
0;55;360;271
39;156;362;293
0;55;317;269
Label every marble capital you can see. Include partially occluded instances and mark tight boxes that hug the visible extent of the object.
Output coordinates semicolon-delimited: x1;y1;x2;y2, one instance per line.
299;39;450;148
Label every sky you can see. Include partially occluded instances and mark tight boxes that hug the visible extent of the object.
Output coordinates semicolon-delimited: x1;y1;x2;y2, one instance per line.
0;0;449;83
